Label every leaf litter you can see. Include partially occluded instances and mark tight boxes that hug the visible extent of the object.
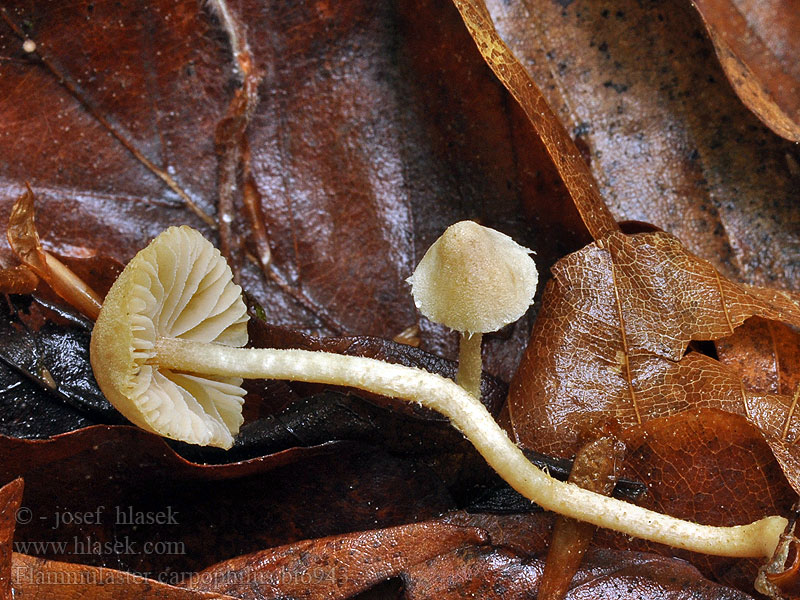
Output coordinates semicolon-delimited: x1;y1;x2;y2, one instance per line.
1;0;800;598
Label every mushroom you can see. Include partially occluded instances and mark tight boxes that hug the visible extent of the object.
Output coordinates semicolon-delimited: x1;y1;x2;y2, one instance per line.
90;226;249;449
91;225;786;559
407;221;538;397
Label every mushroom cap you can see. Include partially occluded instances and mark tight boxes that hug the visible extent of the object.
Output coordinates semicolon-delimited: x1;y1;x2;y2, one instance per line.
407;221;538;334
90;226;249;449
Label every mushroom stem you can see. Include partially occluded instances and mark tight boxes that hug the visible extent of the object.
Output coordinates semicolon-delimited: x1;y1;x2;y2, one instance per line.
457;332;482;397
154;335;785;559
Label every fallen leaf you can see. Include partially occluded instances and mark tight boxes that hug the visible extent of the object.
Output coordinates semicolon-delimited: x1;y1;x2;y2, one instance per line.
188;511;755;599
11;553;236;599
1;478;235;599
451;0;619;241
1;0;799;598
0;267;38;296
716;316;800;407
507;230;800;589
6;187;104;319
691;0;800;142
0;0;586;381
186;520;488;599
2;428;453;580
538;430;625;600
401;540;754;599
600;409;795;589
0;296;119;438
0;478;23;600
481;0;800;290
508;230;800;455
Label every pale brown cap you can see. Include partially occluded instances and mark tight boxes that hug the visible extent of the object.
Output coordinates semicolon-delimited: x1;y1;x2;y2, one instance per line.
90;226;249;449
408;221;538;334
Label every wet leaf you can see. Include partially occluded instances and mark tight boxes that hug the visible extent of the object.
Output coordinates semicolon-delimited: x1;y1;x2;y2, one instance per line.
716;316;800;405
11;553;236;599
404;546;754;599
6;187;103;319
187;512;755;599
507;230;800;588
186;520;488;599
0;267;38;296
0;296;118;437
0;0;585;380
3;428;452;579
508;230;800;456
0;0;799;598
480;0;800;290
399;516;754;600
600;409;795;590
0;478;23;600
538;431;625;600
691;0;800;142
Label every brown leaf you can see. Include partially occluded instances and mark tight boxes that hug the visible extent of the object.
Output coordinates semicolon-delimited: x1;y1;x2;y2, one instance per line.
538;431;625;600
691;0;800;142
189;511;755;599
0;0;587;381
11;553;236;599
7;187;102;319
508;230;800;455
187;520;488;599
0;266;38;296
451;0;619;241
482;0;800;290
599;409;795;590
507;230;800;590
2;426;453;580
716;317;800;397
0;479;23;600
1;1;799;598
401;543;753;599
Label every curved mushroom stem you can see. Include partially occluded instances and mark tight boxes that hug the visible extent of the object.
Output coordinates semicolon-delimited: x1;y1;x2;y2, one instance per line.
457;332;482;397
154;336;785;559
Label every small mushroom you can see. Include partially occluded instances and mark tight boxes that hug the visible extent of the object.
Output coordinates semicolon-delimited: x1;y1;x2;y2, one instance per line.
90;225;785;559
90;226;249;449
407;221;538;397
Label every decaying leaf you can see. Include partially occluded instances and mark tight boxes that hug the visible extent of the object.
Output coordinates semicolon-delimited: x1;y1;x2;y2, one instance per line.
716;317;800;397
0;0;579;382
537;431;625;600
0;296;118;438
6;187;102;319
480;0;800;291
186;520;488;599
0;478;22;599
1;0;799;598
402;545;754;600
508;230;800;459
2;427;454;579
0;267;37;296
691;0;800;142
12;554;237;600
507;229;800;587
604;409;794;589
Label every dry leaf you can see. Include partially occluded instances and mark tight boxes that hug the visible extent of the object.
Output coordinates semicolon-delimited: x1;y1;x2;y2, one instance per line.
7;187;101;319
508;230;800;453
